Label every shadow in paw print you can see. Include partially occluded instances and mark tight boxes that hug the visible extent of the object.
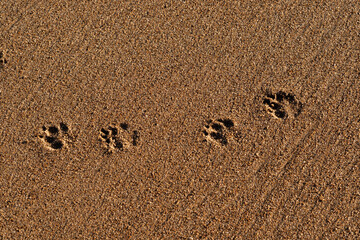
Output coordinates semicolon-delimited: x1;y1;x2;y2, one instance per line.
38;122;70;150
99;123;139;153
0;51;7;69
132;130;140;146
202;118;234;146
263;90;302;119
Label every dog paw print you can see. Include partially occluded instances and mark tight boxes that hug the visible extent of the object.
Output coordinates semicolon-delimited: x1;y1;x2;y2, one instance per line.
0;51;7;69
263;91;302;119
38;122;70;150
99;123;139;153
202;118;235;146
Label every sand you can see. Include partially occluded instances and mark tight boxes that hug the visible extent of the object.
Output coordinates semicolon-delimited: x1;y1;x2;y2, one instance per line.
0;1;359;239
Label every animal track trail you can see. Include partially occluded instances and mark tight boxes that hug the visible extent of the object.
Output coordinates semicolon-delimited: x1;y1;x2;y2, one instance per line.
38;122;72;150
262;90;303;119
201;118;235;146
99;123;139;153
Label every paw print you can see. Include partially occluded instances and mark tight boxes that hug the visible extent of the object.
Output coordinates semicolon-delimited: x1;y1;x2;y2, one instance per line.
202;118;235;146
38;123;70;150
99;123;139;153
0;51;7;69
263;90;302;119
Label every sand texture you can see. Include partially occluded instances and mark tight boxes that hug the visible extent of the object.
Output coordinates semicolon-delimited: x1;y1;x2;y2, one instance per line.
0;1;359;239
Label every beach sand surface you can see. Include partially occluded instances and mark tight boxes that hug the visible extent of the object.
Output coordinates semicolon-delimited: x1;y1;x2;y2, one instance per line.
0;1;359;239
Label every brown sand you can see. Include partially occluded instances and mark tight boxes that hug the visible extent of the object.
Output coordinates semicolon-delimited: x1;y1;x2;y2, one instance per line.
0;1;359;239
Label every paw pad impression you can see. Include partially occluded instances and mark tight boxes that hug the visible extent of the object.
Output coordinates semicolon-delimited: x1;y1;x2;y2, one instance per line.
99;123;139;153
263;90;302;119
38;122;70;150
202;118;234;146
